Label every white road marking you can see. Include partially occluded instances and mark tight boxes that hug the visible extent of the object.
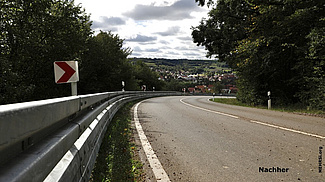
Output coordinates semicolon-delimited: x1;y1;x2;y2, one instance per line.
180;98;239;119
249;120;325;139
181;97;325;139
134;101;170;182
207;96;236;102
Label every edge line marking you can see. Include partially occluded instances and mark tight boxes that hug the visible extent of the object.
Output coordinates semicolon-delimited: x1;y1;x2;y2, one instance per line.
180;98;239;119
249;120;325;139
134;101;171;182
180;98;325;139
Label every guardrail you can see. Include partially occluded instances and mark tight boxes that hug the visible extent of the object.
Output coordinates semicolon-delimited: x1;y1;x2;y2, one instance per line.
0;91;180;182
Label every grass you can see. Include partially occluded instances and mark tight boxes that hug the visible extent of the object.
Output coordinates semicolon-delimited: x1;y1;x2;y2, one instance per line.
89;101;145;182
210;98;266;109
272;104;325;116
210;98;251;107
210;98;325;116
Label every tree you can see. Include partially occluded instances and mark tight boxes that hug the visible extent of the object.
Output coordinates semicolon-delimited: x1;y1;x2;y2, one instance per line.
297;17;325;110
192;0;251;63
132;61;165;91
193;0;325;109
79;31;134;93
163;79;187;92
0;0;169;105
212;82;224;94
1;0;91;104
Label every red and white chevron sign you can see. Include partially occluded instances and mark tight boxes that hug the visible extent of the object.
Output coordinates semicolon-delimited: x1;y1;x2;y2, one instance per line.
54;61;79;84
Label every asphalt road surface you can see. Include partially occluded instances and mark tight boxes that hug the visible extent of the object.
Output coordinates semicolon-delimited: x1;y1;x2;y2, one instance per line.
134;96;325;182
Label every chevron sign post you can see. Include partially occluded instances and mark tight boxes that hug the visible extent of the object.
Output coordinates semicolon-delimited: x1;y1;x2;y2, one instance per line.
54;61;79;96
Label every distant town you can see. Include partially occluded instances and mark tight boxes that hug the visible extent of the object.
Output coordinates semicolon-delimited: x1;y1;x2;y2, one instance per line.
131;58;238;94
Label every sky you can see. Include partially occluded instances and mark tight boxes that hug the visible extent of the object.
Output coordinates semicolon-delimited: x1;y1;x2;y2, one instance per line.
73;0;212;60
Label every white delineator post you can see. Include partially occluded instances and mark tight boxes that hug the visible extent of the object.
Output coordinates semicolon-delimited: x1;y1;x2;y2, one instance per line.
268;91;271;110
122;81;125;92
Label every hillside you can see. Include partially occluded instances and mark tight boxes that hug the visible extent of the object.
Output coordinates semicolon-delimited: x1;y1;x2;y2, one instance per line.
129;58;232;74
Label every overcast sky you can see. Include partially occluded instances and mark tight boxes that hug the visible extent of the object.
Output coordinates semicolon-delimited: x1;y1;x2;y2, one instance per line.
74;0;212;60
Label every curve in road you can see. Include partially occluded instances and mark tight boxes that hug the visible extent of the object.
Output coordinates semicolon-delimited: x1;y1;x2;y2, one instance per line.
134;96;325;181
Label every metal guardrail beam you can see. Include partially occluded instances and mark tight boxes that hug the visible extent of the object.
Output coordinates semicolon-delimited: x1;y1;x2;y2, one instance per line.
0;91;180;182
0;96;81;165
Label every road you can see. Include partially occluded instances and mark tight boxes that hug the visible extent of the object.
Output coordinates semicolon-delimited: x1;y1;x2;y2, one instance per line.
133;96;325;182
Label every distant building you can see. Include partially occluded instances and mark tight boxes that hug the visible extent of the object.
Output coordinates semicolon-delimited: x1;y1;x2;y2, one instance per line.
188;87;195;93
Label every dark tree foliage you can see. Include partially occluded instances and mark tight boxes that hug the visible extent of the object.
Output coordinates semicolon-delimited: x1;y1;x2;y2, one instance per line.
78;31;134;94
193;0;325;109
132;61;165;91
195;0;215;7
1;0;91;103
0;0;163;105
78;32;164;94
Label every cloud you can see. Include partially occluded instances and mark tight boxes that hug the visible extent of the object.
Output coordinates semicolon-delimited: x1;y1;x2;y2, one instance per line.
92;16;126;31
92;21;103;29
122;0;204;21
133;46;142;51
130;52;142;57
145;48;160;52
166;51;181;55
159;46;173;49
177;36;192;41
101;16;126;25
154;26;180;36
159;40;170;44
175;45;199;51
74;0;210;59
183;52;202;58
126;34;157;42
